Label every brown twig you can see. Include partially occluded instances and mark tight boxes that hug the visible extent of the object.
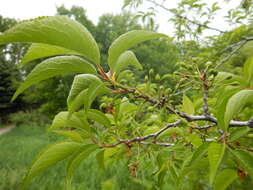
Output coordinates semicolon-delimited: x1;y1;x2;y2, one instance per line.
102;121;181;148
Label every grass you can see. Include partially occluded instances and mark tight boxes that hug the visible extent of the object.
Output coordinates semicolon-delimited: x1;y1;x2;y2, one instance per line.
0;125;146;190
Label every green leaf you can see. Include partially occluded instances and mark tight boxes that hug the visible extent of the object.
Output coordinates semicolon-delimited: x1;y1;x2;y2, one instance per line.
214;169;238;190
208;142;225;184
188;142;209;167
229;127;250;142
113;50;142;74
214;72;246;86
0;16;100;64
188;134;202;148
96;149;105;170
20;141;82;190
67;73;96;113
66;144;98;189
215;86;240;131
230;149;253;178
20;43;82;65
118;97;137;119
50;111;89;131
53;130;84;142
12;56;97;101
67;74;108;113
224;90;253;129
87;109;111;128
182;94;195;115
84;83;109;110
101;178;116;190
215;72;234;83
243;56;253;83
68;89;88;114
67;74;99;102
108;30;167;70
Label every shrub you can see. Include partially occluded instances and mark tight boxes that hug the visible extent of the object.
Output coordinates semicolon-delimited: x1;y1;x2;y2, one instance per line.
9;110;50;127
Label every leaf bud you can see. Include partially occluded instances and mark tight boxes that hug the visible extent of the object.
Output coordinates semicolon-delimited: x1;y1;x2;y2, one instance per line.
149;69;154;76
100;103;107;109
209;69;218;76
147;106;154;111
173;71;180;76
144;75;148;82
186;64;193;69
155;74;161;81
165;88;172;94
194;76;199;80
206;61;212;67
159;85;164;90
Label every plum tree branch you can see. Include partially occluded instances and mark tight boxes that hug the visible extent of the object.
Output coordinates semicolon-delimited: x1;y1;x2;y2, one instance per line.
215;36;253;69
103;120;181;148
146;0;226;33
109;74;253;128
127;86;253;128
138;141;174;147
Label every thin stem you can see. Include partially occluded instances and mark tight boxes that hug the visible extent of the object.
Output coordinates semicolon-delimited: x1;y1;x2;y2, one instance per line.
102;121;181;148
146;0;225;33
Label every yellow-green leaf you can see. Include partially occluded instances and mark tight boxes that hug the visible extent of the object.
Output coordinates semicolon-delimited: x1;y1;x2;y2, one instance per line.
96;149;105;170
229;127;250;142
20;43;82;65
12;56;97;101
208;142;225;184
108;30;167;70
230;149;253;178
113;50;142;74
50;111;89;131
214;169;238;190
224;90;253;130
182;94;195;115
66;144;98;189
53;130;84;142
67;74;108;113
243;56;253;83
87;109;111;128
216;86;240;131
0;16;100;64
20;141;82;190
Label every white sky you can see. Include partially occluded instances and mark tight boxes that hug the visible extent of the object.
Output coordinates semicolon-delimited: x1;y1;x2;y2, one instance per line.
0;0;123;23
0;0;241;36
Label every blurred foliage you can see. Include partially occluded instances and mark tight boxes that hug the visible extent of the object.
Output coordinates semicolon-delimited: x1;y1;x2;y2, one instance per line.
0;16;26;121
8;110;50;126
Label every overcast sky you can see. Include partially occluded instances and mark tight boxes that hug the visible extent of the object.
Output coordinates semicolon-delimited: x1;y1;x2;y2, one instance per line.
0;0;123;23
0;0;241;36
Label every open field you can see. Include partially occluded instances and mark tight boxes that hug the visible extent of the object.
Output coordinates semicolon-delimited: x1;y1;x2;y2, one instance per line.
0;125;146;190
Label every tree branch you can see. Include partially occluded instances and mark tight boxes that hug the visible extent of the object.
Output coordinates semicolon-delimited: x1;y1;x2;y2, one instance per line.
215;36;253;69
138;141;174;147
112;79;253;128
193;123;217;130
146;0;225;33
103;121;181;148
133;91;253;128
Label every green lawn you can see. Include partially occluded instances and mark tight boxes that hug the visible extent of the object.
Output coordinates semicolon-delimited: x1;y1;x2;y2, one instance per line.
0;125;146;190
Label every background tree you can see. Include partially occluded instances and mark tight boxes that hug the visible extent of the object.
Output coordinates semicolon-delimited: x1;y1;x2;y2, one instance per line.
0;16;25;121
